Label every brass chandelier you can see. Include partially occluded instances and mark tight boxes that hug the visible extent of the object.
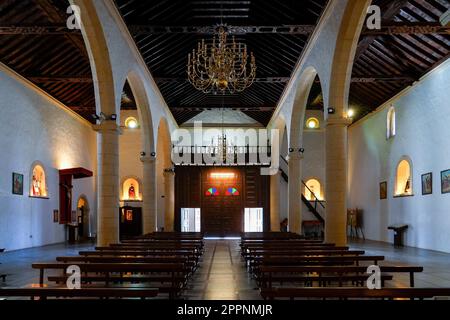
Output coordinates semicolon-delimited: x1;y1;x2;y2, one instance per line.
187;27;256;94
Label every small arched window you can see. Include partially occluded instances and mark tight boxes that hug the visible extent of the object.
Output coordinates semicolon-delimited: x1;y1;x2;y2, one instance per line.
304;179;323;201
125;117;139;129
122;177;141;201
30;163;48;197
395;159;413;196
387;106;396;139
305;117;320;129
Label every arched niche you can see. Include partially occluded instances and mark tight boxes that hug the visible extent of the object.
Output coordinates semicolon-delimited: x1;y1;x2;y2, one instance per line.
121;177;142;201
304;178;323;201
30;161;48;198
395;158;413;196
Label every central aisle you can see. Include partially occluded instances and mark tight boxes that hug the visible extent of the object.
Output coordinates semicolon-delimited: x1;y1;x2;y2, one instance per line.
183;239;261;300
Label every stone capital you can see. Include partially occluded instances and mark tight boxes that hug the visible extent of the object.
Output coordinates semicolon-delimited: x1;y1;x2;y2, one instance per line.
326;117;353;127
93;121;122;134
286;153;304;161
140;155;156;164
163;169;176;177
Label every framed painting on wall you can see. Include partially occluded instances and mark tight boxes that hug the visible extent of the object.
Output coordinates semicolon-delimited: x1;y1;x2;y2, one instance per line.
379;182;387;200
53;210;59;223
441;169;450;194
421;173;433;195
12;173;24;195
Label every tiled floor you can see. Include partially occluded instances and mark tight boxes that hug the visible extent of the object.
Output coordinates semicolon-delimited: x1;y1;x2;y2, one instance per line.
1;239;450;300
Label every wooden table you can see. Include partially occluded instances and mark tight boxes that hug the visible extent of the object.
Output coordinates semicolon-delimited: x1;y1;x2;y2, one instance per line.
388;225;408;247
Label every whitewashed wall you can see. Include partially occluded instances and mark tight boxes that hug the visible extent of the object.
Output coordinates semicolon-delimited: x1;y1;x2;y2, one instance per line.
0;66;97;251
348;60;450;252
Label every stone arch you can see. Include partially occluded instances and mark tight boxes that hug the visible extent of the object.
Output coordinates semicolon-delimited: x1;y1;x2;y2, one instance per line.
289;67;319;151
328;0;372;117
70;0;117;116
125;70;155;155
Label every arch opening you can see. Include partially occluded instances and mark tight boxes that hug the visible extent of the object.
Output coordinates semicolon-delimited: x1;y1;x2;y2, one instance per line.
395;159;413;196
30;162;48;198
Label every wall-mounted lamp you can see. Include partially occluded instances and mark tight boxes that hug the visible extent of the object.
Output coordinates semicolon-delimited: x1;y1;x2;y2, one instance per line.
327;107;335;114
91;112;117;123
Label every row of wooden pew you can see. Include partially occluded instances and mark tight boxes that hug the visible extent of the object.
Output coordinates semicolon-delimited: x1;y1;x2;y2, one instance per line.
0;232;204;300
240;232;450;300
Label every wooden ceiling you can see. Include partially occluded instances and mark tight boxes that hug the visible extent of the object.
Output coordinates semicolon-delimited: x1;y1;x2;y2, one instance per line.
0;0;95;121
349;0;450;121
0;0;448;125
113;0;329;126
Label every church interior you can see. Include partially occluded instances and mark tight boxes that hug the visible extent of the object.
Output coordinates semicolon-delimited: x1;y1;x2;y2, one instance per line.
0;0;450;303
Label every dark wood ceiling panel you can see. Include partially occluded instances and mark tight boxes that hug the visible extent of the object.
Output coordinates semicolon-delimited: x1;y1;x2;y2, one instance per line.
114;0;330;125
350;0;450;121
0;0;96;123
1;1;448;126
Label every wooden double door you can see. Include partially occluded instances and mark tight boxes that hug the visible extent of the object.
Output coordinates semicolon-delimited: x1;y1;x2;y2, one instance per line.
175;167;270;237
202;175;243;237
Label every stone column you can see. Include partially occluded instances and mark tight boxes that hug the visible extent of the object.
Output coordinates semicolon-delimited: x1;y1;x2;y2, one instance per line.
94;122;120;246
325;118;351;246
288;152;303;234
141;155;157;234
270;171;281;231
164;169;175;231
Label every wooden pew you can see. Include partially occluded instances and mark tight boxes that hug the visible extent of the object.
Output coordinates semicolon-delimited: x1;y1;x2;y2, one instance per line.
242;249;363;262
260;287;450;300
32;262;186;299
0;287;158;300
79;250;199;265
244;250;366;270
241;232;303;240
95;245;202;260
258;265;424;288
55;256;195;276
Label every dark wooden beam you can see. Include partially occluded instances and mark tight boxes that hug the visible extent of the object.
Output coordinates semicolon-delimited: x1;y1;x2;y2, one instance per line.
170;106;275;112
28;75;415;84
1;23;447;36
28;76;92;83
351;76;414;83
0;26;80;35
364;23;449;36
33;0;88;58
155;77;291;83
355;0;410;60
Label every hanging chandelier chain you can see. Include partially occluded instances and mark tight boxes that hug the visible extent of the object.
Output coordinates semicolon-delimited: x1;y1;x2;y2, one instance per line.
187;26;256;94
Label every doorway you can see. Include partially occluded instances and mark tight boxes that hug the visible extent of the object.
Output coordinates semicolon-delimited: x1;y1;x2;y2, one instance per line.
181;208;201;232
244;208;263;232
76;195;90;239
119;206;143;240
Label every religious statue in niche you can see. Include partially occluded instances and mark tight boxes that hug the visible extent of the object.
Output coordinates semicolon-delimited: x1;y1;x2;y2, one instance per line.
128;183;136;200
405;177;411;194
32;172;42;196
